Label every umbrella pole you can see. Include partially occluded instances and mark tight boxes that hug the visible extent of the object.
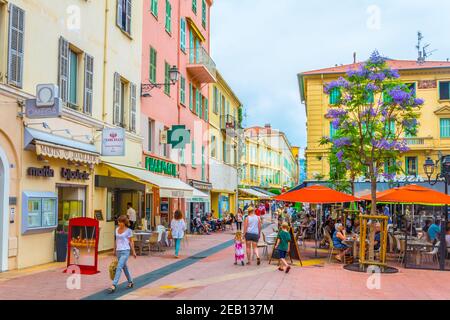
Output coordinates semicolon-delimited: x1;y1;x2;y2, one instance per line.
315;205;319;258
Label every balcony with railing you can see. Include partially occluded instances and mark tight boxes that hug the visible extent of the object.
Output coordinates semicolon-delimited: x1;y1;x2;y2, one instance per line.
403;137;433;149
187;46;217;83
220;115;237;137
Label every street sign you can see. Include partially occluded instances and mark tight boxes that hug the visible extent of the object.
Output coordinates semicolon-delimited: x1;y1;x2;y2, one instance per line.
25;98;62;119
101;128;125;156
167;125;191;149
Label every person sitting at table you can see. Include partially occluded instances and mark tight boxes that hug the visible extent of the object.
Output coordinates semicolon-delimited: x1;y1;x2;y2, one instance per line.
428;220;441;245
352;220;360;234
194;214;210;235
333;223;351;262
406;221;418;238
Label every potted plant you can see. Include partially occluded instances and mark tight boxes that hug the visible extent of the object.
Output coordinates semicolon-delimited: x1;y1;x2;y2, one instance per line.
55;227;68;262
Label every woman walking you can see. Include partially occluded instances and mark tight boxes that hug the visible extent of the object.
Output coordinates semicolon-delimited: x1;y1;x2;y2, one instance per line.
171;210;187;259
243;207;262;265
109;215;136;293
236;209;243;231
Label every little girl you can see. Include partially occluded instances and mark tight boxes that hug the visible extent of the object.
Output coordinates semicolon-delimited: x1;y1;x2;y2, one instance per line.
234;231;245;266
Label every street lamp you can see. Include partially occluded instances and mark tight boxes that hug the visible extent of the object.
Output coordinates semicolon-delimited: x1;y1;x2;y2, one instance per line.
141;65;180;97
423;156;450;271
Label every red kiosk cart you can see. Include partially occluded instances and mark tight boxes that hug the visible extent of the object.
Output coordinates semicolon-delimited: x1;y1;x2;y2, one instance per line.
65;217;100;275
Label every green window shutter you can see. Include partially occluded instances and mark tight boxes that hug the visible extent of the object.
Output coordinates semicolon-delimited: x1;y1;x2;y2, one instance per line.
202;0;207;28
440;82;450;100
329;87;341;104
68;49;78;105
165;0;171;33
189;30;194;63
191;140;196;167
366;91;374;103
204;97;209;121
213;87;218;114
329;122;337;139
440;119;450;138
151;0;158;17
180;76;186;105
385;119;395;138
149;47;157;83
195;88;201;115
189;83;193;111
180;18;186;52
383;91;393;103
192;0;197;14
201;146;205;180
164;62;170;95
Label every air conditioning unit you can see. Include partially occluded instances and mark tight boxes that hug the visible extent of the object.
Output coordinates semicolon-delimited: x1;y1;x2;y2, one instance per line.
36;84;59;107
160;130;168;144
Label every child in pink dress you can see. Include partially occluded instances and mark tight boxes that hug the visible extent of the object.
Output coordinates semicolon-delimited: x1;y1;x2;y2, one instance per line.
234;231;245;266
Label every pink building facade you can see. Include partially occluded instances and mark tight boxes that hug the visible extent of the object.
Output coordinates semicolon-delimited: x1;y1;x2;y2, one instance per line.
141;0;216;226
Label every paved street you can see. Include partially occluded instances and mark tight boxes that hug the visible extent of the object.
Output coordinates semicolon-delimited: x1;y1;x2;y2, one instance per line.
1;221;449;300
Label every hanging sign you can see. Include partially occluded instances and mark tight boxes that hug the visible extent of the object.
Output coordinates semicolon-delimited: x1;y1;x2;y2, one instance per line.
167;125;191;149
145;156;178;177
102;128;125;156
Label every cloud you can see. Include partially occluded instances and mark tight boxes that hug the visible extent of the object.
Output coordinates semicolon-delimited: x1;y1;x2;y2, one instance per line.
211;0;450;153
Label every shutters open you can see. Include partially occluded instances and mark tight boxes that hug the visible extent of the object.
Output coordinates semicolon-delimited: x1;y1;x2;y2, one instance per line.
58;37;69;103
130;83;137;132
113;72;121;126
7;4;25;88
84;54;94;114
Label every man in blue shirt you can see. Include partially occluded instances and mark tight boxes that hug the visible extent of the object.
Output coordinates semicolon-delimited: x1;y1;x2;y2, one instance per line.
383;205;392;224
428;220;441;243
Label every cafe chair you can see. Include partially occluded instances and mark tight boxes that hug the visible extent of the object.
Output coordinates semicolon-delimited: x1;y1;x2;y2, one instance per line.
421;241;440;264
297;229;307;249
148;232;161;252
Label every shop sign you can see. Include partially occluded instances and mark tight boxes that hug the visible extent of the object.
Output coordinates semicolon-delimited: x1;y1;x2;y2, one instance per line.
36;143;99;164
27;166;54;178
354;175;425;183
61;168;90;181
167;125;191;149
145;156;177;177
25;98;62;119
102;128;125;156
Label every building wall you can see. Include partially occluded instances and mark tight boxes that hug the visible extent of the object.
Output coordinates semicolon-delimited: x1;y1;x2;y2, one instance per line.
302;68;450;181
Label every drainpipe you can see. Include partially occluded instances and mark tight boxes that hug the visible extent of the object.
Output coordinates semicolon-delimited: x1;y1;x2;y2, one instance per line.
102;0;110;121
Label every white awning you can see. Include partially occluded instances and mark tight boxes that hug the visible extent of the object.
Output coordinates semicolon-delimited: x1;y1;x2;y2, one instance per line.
239;188;270;199
186;188;210;203
105;163;194;198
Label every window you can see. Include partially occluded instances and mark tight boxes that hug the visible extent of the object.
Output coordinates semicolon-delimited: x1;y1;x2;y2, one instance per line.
180;18;186;52
148;119;154;152
162;127;169;157
149;47;157;83
191;140;196;168
440;118;450;138
406;157;418;176
189;30;194;63
201;0;207;28
84;54;94;115
180;76;186;105
179;148;185;165
366;90;374;103
113;72;136;131
7;4;25;88
164;62;170;95
213;87;219;114
195;88;201;116
330;122;337;139
22;192;58;234
385;119;395;138
68;49;78;106
129;83;137;132
189;83;194;111
151;0;158;17
204;97;209;121
329;87;341;104
439;81;450;100
165;0;172;33
117;0;132;34
202;146;206;180
384;158;395;175
192;0;197;14
211;135;216;158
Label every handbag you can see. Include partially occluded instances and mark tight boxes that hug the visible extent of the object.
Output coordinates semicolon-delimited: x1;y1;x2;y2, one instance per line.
109;258;118;281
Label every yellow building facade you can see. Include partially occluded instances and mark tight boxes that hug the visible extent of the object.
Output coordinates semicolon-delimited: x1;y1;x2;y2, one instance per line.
208;72;241;218
0;0;143;270
240;126;299;192
298;59;450;184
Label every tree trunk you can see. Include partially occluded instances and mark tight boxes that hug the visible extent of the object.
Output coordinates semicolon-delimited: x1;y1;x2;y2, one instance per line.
368;177;377;261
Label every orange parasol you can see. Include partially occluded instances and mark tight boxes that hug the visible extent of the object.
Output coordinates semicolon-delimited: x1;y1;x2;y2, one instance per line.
274;185;360;204
360;184;450;205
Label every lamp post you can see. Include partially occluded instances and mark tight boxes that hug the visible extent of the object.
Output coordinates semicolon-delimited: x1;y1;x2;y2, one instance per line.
423;156;450;271
141;66;180;97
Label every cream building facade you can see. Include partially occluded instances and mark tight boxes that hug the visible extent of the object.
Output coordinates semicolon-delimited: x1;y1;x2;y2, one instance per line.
0;0;142;270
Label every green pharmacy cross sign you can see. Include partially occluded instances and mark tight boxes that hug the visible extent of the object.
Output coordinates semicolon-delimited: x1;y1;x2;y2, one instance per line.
167;125;190;149
145;156;178;177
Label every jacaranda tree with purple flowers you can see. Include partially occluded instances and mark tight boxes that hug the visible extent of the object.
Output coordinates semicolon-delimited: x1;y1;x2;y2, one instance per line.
320;51;424;216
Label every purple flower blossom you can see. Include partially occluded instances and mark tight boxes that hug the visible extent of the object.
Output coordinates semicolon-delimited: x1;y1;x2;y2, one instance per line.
389;87;412;105
385;69;400;79
360;107;378;117
324;77;349;94
369;72;386;81
413;98;424;107
331;118;341;129
346;65;368;78
368;50;386;64
366;83;379;91
333;137;351;148
402;118;418;128
326;108;347;119
382;173;396;181
336;151;344;163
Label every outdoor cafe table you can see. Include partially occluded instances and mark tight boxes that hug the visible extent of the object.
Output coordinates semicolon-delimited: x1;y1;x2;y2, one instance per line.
406;240;436;266
342;235;369;259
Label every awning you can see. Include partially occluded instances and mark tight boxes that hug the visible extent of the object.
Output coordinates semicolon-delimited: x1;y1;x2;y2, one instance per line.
186;188;210;203
105;163;194;198
274;185;360;204
24;127;99;165
251;187;276;197
239;188;270;199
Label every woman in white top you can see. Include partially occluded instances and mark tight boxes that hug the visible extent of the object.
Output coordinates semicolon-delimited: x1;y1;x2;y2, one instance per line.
171;210;187;259
243;207;262;265
109;215;137;293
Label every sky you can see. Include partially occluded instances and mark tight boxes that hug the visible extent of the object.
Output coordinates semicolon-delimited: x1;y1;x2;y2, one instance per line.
210;0;450;157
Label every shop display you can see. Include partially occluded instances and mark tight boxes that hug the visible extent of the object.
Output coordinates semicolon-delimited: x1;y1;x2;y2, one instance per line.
65;217;99;275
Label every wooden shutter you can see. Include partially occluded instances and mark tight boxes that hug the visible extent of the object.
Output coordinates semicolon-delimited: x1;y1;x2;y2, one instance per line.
180;18;186;51
58;37;69;102
8;4;25;88
113;72;121;125
126;0;132;34
83;54;94;114
204;97;209;121
117;0;123;27
130;83;137;132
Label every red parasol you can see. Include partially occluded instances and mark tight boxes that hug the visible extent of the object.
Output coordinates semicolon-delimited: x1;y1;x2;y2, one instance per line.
274;185;360;204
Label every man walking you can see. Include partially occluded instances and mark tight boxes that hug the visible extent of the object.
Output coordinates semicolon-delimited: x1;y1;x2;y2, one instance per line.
127;202;137;230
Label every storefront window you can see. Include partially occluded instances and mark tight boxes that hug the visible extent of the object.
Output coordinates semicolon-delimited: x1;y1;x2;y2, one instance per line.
42;199;57;227
106;191;113;222
22;192;58;234
28;199;42;228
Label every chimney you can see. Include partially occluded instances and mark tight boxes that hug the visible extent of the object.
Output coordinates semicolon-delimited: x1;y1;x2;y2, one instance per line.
353;52;357;64
264;124;272;134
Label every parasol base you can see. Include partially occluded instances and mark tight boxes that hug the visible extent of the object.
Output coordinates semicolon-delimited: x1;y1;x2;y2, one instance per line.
343;263;399;274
